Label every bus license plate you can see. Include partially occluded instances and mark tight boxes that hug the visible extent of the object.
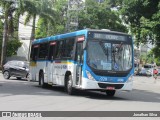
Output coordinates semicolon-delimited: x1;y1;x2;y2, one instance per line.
106;86;115;90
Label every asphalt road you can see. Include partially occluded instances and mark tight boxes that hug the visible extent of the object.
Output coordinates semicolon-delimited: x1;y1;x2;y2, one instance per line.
0;73;160;120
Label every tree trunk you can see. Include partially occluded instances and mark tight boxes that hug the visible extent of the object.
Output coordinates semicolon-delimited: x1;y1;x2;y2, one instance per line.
28;14;36;61
1;18;8;67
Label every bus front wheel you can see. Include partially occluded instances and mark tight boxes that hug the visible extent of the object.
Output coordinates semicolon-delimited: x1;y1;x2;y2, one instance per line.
106;90;116;97
65;75;75;95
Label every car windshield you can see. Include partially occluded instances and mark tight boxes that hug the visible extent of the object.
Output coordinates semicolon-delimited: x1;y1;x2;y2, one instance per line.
144;65;152;68
87;40;132;71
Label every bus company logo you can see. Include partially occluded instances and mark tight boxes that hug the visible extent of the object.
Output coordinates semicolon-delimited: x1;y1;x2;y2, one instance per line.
55;65;67;69
117;79;124;82
99;77;108;82
62;65;67;69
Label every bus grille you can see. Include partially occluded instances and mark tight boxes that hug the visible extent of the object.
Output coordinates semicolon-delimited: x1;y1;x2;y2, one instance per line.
98;83;124;89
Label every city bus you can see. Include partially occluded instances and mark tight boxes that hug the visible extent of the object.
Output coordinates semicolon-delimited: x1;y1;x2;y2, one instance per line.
29;29;134;96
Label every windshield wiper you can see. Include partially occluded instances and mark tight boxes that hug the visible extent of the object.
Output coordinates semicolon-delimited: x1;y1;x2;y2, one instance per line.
99;42;109;57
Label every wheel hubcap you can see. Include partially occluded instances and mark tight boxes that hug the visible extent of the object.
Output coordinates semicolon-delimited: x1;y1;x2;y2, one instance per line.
67;79;72;92
40;76;43;85
4;72;9;78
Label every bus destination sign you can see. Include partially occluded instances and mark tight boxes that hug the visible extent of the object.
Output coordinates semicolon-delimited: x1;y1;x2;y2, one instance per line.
93;33;126;41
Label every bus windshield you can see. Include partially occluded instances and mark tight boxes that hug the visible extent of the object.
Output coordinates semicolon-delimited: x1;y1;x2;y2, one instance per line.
87;40;132;71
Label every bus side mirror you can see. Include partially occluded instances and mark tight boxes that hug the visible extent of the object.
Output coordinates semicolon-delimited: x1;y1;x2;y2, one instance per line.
83;41;87;50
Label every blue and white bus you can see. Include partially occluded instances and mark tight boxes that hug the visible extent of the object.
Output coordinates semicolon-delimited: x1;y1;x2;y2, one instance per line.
29;29;134;96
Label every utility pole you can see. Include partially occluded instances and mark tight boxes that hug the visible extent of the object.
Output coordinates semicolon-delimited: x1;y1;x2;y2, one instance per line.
65;0;85;32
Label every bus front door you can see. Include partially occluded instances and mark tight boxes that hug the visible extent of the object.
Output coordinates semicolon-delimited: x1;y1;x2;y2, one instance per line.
75;42;83;85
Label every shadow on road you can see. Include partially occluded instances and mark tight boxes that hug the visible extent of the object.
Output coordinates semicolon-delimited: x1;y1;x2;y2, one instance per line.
0;79;160;103
70;89;160;103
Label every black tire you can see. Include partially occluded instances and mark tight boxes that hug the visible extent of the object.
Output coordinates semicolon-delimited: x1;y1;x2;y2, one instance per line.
26;74;30;81
39;72;47;88
16;77;21;80
106;90;116;97
3;71;10;79
65;75;75;95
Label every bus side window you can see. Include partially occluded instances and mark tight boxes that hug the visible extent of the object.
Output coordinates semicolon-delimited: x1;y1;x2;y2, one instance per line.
55;40;66;59
30;46;34;60
39;43;48;59
33;46;39;61
65;38;75;58
48;43;56;60
55;41;61;58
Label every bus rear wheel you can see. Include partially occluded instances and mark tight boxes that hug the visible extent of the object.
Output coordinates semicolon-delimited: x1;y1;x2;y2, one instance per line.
106;90;116;97
65;75;75;95
39;72;47;88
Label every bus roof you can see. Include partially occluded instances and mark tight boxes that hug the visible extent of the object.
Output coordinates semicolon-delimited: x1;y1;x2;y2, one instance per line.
32;29;130;44
32;29;88;44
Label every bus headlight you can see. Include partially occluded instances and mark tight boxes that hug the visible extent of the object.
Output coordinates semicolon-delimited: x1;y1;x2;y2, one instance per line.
86;71;96;81
126;75;133;83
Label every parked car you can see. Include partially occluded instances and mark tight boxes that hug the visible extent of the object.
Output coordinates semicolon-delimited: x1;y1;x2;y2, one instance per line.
138;67;147;76
2;60;29;80
138;67;152;76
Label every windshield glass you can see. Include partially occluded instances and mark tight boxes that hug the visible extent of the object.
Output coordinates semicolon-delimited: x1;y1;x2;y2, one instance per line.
144;65;152;68
87;40;132;71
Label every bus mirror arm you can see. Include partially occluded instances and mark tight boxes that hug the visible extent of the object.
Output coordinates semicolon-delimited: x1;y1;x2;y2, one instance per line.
83;41;87;50
51;56;54;60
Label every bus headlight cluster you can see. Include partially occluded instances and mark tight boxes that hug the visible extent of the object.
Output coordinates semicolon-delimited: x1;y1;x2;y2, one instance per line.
86;71;96;81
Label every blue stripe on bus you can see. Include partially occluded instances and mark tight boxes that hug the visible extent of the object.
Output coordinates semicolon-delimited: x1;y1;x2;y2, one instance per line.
32;29;88;44
83;63;134;83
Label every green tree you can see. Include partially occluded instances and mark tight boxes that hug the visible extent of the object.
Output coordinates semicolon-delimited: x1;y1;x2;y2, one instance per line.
115;0;159;46
35;18;48;38
35;0;67;38
0;0;24;67
22;0;58;59
0;21;3;62
0;0;18;66
78;0;127;32
0;19;22;61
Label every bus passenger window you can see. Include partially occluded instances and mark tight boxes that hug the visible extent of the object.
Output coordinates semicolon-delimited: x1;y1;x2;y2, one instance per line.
65;38;75;58
30;46;34;60
48;43;56;60
33;47;39;61
55;41;63;58
39;43;48;59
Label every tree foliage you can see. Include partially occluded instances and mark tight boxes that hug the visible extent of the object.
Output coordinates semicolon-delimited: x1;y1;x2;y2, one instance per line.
35;0;67;38
78;0;127;32
115;0;160;64
0;0;23;66
0;20;22;58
